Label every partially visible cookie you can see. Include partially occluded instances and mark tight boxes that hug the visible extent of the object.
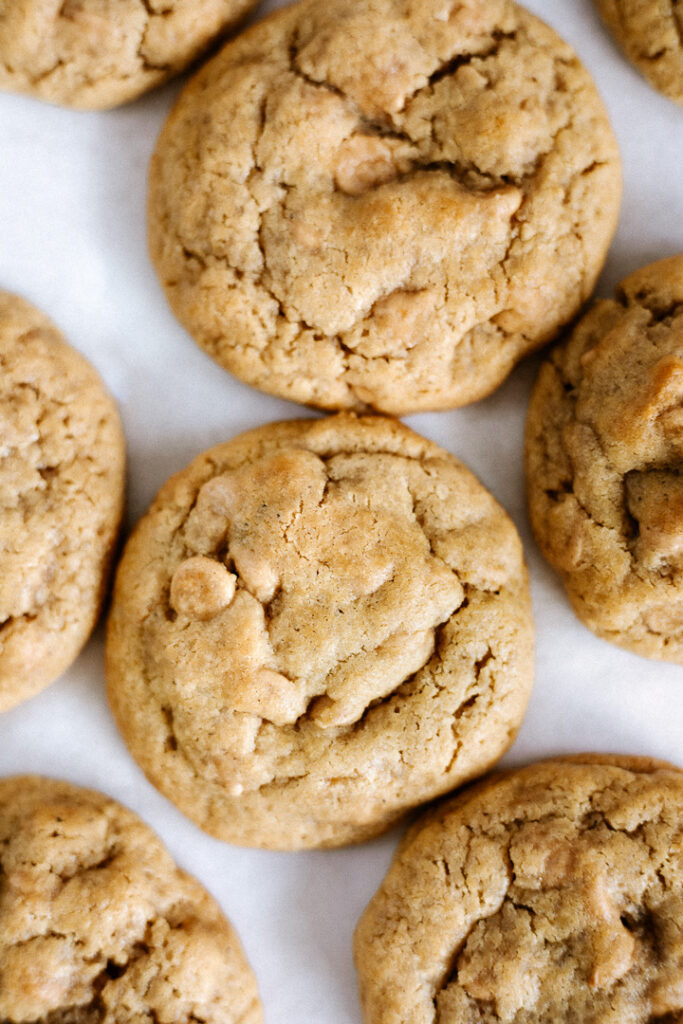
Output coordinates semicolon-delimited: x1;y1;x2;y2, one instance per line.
0;292;125;712
106;414;534;849
354;755;683;1024
525;255;683;662
0;0;259;110
149;0;621;414
0;775;262;1024
595;0;683;105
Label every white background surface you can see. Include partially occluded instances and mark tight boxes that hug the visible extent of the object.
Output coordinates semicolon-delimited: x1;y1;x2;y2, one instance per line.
1;1;682;1020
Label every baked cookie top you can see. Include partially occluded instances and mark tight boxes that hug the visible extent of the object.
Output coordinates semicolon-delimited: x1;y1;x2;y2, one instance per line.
149;0;621;415
525;255;683;662
0;775;262;1024
595;0;683;105
354;755;683;1024
0;0;258;110
106;414;534;849
0;291;125;712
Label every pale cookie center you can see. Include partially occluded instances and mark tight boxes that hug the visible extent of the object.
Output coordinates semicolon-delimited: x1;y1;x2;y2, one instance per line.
170;555;237;620
163;448;463;745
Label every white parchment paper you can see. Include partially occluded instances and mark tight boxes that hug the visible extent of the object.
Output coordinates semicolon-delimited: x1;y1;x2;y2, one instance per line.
0;1;682;1020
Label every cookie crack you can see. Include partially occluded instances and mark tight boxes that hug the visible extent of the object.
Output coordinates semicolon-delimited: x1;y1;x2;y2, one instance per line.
431;812;640;1017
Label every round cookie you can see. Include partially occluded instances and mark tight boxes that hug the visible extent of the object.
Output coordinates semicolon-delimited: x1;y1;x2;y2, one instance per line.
0;0;259;110
0;775;262;1024
595;0;683;105
525;255;683;662
354;754;683;1024
149;0;621;415
0;292;125;712
106;414;534;849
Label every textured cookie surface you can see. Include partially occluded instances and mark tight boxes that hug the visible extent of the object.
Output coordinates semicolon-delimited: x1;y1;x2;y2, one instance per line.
106;414;533;849
526;255;683;662
0;0;258;110
595;0;683;104
355;755;683;1024
0;291;125;712
0;775;262;1023
148;0;621;415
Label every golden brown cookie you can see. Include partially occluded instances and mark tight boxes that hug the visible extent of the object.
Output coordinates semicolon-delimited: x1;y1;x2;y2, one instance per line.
148;0;622;415
354;754;683;1024
595;0;683;105
0;0;259;110
525;255;683;662
0;292;125;712
106;414;534;849
0;775;262;1024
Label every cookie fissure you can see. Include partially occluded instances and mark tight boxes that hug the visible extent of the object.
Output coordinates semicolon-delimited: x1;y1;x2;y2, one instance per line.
425;30;514;89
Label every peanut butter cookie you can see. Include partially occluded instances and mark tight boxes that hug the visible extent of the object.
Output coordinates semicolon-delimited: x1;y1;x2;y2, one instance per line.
525;255;683;662
0;291;125;712
0;775;262;1024
595;0;683;105
355;755;683;1024
0;0;258;110
106;414;534;849
149;0;621;414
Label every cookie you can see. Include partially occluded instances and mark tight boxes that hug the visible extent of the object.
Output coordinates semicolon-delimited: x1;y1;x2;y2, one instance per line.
148;0;621;415
0;0;258;110
525;255;683;662
595;0;683;105
106;414;534;849
354;754;683;1024
0;775;262;1023
0;292;125;712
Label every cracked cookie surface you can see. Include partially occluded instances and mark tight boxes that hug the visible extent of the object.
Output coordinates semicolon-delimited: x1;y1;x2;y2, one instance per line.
354;754;683;1024
525;255;683;662
149;0;621;414
0;775;262;1024
0;0;259;110
106;414;534;849
0;291;125;713
595;0;683;105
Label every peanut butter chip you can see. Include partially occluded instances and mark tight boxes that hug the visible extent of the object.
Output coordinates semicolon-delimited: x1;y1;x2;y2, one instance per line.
334;135;408;196
170;556;237;620
526;255;683;662
107;414;533;848
355;757;683;1024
